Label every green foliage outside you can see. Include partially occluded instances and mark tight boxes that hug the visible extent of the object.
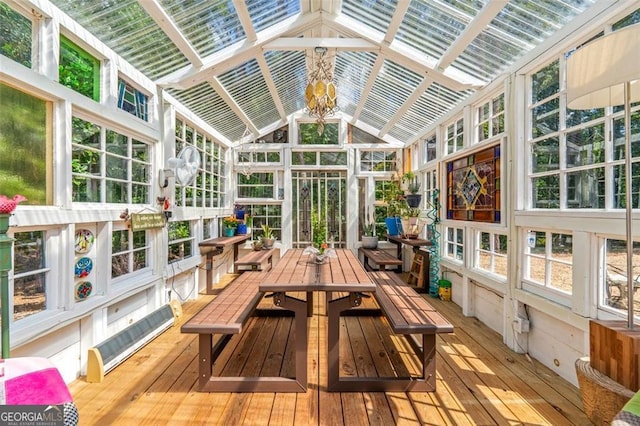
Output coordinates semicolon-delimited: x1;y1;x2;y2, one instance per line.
59;35;100;101
0;2;31;67
299;122;339;144
0;84;47;204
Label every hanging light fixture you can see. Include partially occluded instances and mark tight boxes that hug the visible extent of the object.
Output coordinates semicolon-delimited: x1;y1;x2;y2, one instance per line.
305;47;338;135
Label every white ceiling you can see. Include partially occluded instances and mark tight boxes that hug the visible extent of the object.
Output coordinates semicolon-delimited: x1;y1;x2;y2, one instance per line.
49;0;599;146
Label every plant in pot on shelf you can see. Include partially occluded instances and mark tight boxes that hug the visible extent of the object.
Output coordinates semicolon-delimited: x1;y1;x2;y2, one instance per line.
260;224;275;249
361;220;378;249
383;176;406;236
403;171;422;208
222;216;239;237
400;207;426;239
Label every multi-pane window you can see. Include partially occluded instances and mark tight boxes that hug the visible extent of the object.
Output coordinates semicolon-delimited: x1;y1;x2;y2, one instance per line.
524;230;573;294
445;227;464;261
291;151;347;166
237;173;274;198
476;93;505;143
445;118;464;155
238;151;281;164
111;228;149;279
59;35;100;101
476;231;508;278
168;221;193;263
203;218;214;240
0;84;48;204
175;118;226;208
298;122;339;144
603;238;640;314
0;3;31;67
117;78;148;121
360;151;398;172
243;204;282;238
13;230;47;321
71;117;151;203
423;134;436;163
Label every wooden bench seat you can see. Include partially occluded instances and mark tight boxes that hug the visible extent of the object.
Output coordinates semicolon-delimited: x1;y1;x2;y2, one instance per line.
368;270;453;392
234;248;274;272
181;272;266;391
358;247;402;271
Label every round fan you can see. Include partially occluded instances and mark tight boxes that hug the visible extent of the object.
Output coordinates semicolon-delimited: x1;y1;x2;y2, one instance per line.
173;146;201;185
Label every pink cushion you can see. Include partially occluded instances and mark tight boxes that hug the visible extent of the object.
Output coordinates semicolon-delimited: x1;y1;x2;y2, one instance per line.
1;357;73;405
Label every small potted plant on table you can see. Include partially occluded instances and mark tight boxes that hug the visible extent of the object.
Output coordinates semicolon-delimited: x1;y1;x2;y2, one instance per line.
260;224;275;249
222;216;239;237
361;220;378;249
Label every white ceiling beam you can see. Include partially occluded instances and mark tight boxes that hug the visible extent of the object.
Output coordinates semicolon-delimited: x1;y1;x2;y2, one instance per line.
232;0;257;42
137;0;203;68
255;54;287;121
436;1;506;70
383;1;411;45
156;12;322;89
264;37;377;51
350;55;385;123
208;77;260;136
325;14;485;90
378;76;435;137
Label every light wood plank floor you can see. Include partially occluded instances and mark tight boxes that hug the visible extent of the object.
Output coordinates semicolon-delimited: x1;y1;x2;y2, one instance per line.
69;275;590;425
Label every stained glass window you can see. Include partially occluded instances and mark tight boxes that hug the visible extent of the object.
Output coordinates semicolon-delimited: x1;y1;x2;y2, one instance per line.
447;145;501;222
118;78;148;121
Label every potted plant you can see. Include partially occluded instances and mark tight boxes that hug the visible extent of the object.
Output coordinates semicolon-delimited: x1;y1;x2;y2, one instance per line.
361;220;378;249
260;224;275;249
222;216;239;237
403;171;422;208
383;176;405;236
400;207;426;239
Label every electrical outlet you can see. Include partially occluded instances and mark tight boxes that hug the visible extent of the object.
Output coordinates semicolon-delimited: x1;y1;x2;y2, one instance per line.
514;316;530;333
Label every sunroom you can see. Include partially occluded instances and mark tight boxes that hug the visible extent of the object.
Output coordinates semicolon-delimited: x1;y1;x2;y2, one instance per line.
1;0;640;424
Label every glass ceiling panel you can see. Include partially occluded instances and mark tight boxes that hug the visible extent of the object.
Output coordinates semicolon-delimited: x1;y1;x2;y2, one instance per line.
396;0;480;60
218;59;279;130
264;50;307;116
341;0;398;34
334;51;378;117
247;0;301;33
50;0;188;80
167;83;244;142
160;0;245;58
362;60;422;121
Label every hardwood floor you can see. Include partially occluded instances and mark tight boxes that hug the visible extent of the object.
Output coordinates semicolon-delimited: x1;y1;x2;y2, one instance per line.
69;275;590;425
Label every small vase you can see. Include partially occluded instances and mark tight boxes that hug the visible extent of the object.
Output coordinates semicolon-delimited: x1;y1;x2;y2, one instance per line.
224;227;236;237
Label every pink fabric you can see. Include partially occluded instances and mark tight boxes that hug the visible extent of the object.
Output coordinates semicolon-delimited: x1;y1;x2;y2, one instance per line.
2;357;73;405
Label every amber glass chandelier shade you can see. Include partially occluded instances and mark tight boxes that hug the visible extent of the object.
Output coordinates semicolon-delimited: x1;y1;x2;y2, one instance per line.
305;47;338;134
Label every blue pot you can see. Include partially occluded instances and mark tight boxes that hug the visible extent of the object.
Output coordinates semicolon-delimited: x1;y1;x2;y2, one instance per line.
224;227;236;237
236;223;247;235
235;209;245;220
385;217;402;236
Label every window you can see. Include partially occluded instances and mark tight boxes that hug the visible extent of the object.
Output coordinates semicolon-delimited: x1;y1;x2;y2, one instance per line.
59;35;100;101
476;231;508;278
602;238;640;314
445;227;464;261
291;151;346;166
360;151;398;172
71;117;151;203
0;84;49;204
476;93;504;142
445;118;464;155
112;228;149;279
423;134;436;163
298;122;339;144
243;204;282;238
168;221;193;263
13;230;48;321
203;218;214;240
0;3;31;67
174;118;226;208
237;173;274;198
524;230;573;294
238;151;281;164
117;78;149;121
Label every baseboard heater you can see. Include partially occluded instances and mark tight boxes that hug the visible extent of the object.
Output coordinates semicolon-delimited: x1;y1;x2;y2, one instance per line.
86;300;182;383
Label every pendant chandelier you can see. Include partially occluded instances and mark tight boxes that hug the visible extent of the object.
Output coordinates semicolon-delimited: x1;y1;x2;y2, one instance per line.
305;47;338;135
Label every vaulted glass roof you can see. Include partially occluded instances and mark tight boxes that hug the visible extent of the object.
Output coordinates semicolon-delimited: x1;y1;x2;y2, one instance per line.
50;0;597;146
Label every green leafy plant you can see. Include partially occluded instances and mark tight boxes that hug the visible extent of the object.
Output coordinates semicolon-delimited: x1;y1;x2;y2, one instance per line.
261;224;274;239
223;216;239;228
403;171;421;194
362;220;375;236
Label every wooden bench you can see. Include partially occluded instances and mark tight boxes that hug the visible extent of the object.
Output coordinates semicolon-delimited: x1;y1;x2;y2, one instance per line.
368;270;453;392
181;271;266;392
234;248;274;272
199;234;250;294
358;247;403;271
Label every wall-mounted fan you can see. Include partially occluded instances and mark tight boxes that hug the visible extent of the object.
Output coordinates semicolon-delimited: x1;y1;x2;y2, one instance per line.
170;146;201;186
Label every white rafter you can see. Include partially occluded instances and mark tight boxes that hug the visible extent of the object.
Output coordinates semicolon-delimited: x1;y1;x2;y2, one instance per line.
383;0;410;45
233;0;257;42
378;75;435;137
255;54;287;121
350;55;385;123
264;37;377;51
209;77;260;136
